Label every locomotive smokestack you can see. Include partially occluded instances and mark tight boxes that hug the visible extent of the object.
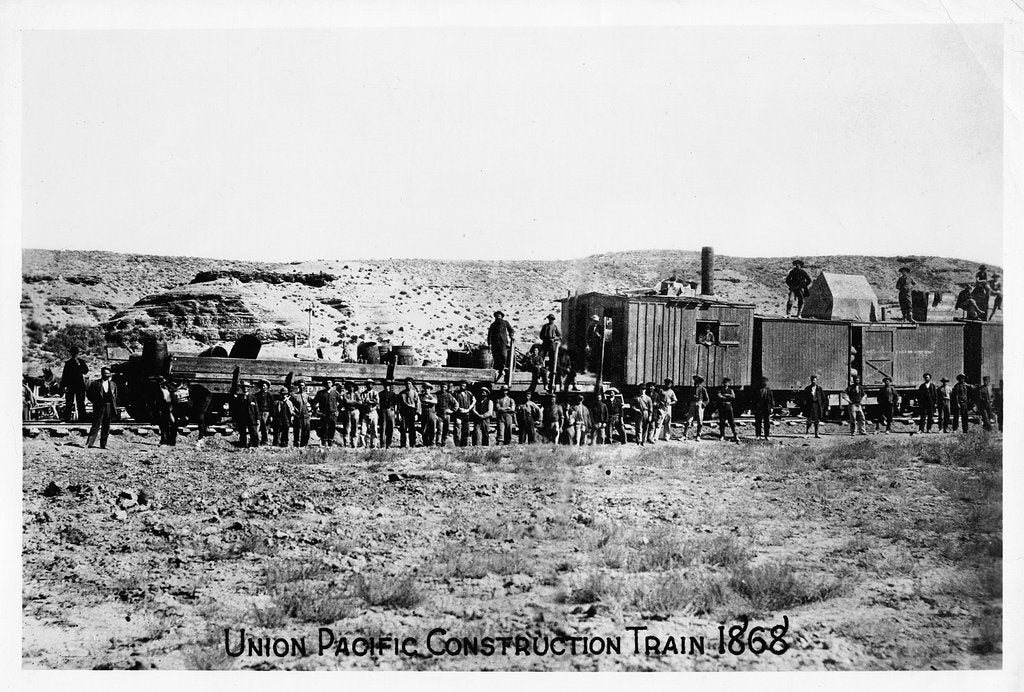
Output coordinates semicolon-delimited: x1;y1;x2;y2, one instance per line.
701;246;715;295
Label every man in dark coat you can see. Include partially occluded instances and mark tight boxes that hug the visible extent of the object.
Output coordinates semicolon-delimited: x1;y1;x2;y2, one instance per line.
154;377;177;446
717;377;739;442
877;376;900;434
803;374;828;438
452;380;475;447
61;346;89;422
85;367;118;449
585;315;605;374
896;267;916;323
290;381;312;447
488;311;515;382
271;387;294;447
435;382;456;447
379;380;399;448
233;380;260;448
603;389;626;445
752;377;775;439
470;385;494;446
785;260;812;318
255;380;271;445
313;379;340;446
516;393;542;444
951;374;973;433
846;375;867;436
398;378;420;447
976;376;995;432
917;373;938;433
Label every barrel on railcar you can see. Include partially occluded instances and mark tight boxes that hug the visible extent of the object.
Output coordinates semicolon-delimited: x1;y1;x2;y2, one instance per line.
558;292;755;393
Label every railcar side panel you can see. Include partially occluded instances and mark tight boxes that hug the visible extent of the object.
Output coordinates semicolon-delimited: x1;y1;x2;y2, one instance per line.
754;318;849;391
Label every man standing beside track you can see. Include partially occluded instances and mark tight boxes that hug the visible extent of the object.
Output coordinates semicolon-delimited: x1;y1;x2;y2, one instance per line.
290;381;312;447
61;346;89;422
494;385;516;445
398;378;420;447
803;374;828;439
952;374;973;433
313;379;338;447
632;384;654;446
654;379;677;442
86;366;118;449
717;377;739;442
877;376;899;434
681;375;710;441
516;393;542;444
435;382;456;447
360;379;380;448
379;380;399;448
917;373;938;433
977;376;995;432
452;380;475;447
936;377;953;433
752;377;775;440
846;376;867;436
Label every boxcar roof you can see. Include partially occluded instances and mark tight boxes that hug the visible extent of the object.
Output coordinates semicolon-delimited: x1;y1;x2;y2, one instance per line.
558;291;755;309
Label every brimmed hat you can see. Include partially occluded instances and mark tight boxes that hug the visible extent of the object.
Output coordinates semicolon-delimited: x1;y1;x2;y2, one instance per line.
899;266;911;273
692;375;704;384
239;380;251;387
792;259;804;266
882;376;891;383
546;314;556;320
423;383;434;391
477;384;491;393
956;374;966;380
494;310;505;318
404;377;414;383
500;384;510;391
591;314;600;320
364;379;374;386
940;377;949;383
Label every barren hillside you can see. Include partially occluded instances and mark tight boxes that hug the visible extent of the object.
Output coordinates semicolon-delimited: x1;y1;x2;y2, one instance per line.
22;248;997;373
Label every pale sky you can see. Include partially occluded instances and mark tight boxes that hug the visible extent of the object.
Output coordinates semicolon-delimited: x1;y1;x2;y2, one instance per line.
21;24;1003;264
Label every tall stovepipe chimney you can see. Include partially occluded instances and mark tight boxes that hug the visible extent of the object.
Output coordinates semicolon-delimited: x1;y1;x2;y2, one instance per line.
701;246;715;295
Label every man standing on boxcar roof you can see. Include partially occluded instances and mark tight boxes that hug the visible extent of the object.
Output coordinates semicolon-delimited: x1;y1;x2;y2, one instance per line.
540;314;561;389
917;373;938;434
988;273;1002;321
488;310;515;383
803;374;828;439
785;260;812;318
896;267;916;323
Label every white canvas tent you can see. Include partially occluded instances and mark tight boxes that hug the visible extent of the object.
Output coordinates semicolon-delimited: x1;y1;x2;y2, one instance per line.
801;272;880;322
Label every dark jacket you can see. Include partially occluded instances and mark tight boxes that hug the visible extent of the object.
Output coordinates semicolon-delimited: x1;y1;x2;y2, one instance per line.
540;322;561;346
718;386;737;411
290;392;312;422
952;382;973;407
61;356;89;392
752;386;775;412
785;267;811;292
803;384;828;417
86;378;118;411
845;384;866;405
488;318;515;348
917;382;938;409
878;385;900;407
313;387;340;417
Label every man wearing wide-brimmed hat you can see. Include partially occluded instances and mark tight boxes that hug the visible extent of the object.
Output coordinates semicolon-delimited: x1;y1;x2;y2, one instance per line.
681;375;710;441
494;384;516;445
470;384;494;446
917;373;937;433
540;313;561;388
488;310;516;383
585;314;605;374
951;374;973;433
936;377;953;433
289;380;312;447
877;376;899;434
235;380;261;448
360;379;380;448
420;383;439;446
379;380;398;448
452;380;475;447
785;259;812;318
398;378;420;447
896;267;916;323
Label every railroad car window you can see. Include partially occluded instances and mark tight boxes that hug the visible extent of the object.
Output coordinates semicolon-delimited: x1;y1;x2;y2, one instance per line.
718;322;741;346
696;321;720;345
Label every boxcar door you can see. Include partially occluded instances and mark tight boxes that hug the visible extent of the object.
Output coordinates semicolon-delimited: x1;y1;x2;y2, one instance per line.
861;327;895;386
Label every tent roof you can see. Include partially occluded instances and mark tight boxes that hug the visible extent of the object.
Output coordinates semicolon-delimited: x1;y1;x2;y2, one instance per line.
802;272;879;322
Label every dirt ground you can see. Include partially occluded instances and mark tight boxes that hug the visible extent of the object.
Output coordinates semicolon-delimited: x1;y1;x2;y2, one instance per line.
22;422;1002;671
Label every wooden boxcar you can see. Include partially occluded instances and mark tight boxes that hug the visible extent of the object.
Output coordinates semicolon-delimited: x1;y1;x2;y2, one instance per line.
557;292;755;388
853;322;965;389
753;317;850;391
964;321;1003;385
